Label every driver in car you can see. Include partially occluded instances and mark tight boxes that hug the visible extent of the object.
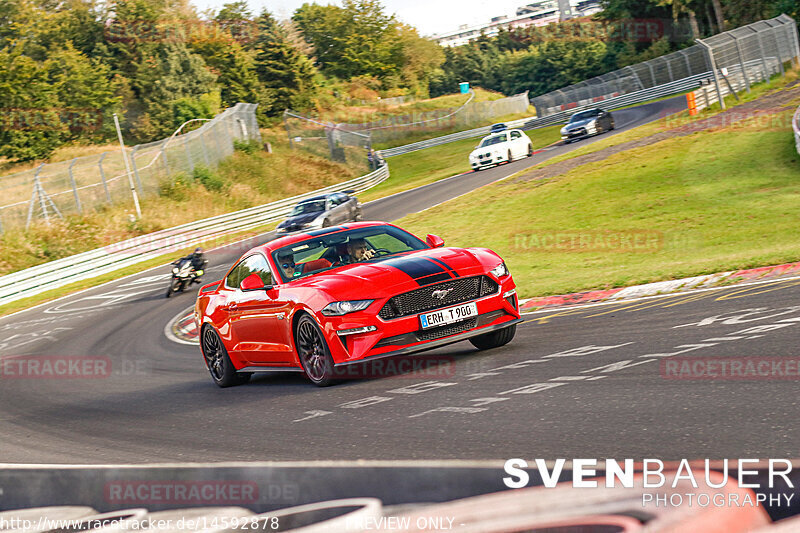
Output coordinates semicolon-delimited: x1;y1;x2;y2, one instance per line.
277;252;296;280
346;238;375;263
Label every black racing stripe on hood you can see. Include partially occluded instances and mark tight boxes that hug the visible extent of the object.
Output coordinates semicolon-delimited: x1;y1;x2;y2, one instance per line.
382;256;452;285
416;272;453;286
427;256;459;278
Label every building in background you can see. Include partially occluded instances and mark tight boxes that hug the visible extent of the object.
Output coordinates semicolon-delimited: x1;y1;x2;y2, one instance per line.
433;0;602;47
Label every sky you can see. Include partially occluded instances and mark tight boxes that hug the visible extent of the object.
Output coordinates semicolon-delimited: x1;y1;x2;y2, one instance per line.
190;0;526;37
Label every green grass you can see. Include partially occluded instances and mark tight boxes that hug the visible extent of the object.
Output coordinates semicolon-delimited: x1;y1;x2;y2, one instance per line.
362;125;563;202
396;106;800;299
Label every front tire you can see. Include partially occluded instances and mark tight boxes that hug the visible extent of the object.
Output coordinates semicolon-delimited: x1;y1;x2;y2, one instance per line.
469;324;517;350
295;314;336;386
165;279;178;298
322;219;331;228
201;326;251;387
507;149;512;163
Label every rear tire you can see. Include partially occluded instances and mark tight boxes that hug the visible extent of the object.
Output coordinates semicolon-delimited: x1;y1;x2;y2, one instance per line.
507;149;512;163
527;144;533;157
201;326;251;387
295;314;337;386
469;324;517;350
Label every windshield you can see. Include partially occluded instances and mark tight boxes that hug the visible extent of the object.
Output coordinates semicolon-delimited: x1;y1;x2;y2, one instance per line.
569;110;600;123
479;134;507;147
290;200;326;216
272;226;427;282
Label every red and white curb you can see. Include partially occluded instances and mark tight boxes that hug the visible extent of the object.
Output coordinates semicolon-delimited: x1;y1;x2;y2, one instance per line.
520;261;800;312
164;306;199;345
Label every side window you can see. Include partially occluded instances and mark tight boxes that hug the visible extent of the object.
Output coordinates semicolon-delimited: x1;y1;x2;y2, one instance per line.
246;254;274;286
226;254;274;288
510;131;521;140
225;261;247;289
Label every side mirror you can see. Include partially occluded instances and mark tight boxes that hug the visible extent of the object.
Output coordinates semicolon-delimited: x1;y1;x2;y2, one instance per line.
426;234;445;248
240;273;274;292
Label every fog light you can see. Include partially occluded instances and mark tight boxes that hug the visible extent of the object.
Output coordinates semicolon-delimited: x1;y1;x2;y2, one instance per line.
337;325;378;336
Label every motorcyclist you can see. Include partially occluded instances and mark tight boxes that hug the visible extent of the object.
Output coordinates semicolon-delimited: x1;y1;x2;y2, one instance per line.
173;247;208;284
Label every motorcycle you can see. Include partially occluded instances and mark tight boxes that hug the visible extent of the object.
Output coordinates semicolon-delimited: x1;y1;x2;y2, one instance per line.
165;258;202;298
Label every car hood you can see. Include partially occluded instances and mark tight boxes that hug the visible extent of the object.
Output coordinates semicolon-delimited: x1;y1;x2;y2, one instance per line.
564;118;596;129
291;247;501;299
279;211;323;226
471;145;502;156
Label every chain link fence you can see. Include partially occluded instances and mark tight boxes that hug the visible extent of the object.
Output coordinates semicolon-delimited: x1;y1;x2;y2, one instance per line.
283;110;372;172
286;92;530;152
340;92;530;146
531;15;799;117
0;103;261;232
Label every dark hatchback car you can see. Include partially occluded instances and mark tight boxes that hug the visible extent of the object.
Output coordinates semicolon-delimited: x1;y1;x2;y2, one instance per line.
276;192;362;235
490;123;508;133
560;109;615;142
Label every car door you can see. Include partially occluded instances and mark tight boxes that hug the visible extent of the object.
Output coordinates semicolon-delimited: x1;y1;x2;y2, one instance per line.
509;130;523;158
228;254;293;365
324;196;342;224
598;111;609;131
340;194;359;221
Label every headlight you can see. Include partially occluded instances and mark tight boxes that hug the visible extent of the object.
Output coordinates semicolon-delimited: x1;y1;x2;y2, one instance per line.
172;267;179;274
321;300;374;316
276;227;287;233
560;127;567;134
490;262;509;278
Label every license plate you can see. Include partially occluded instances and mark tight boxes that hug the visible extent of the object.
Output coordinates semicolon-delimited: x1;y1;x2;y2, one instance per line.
419;302;478;329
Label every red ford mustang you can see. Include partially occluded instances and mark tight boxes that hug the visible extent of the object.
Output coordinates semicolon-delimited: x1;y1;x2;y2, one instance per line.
195;222;522;387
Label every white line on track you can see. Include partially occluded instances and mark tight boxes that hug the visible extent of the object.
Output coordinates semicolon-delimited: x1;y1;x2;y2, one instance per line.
520;273;800;316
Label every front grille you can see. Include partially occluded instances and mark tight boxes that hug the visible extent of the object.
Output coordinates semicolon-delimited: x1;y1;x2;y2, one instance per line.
567;128;586;137
418;318;477;341
379;275;499;320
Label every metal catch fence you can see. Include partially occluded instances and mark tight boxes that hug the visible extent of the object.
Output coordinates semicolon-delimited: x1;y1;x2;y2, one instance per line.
531;15;799;117
0;103;261;232
283;110;372;172
339;92;531;146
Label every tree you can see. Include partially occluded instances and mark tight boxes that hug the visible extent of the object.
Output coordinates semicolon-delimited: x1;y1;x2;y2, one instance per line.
253;10;317;115
394;23;444;97
293;0;400;80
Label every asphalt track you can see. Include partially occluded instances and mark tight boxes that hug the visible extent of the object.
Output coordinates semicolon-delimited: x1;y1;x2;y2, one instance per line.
12;95;798;465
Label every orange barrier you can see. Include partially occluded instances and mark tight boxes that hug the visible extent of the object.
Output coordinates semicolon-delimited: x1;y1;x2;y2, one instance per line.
687;92;698;116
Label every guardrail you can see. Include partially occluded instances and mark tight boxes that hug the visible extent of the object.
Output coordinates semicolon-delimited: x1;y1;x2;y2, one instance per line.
794;104;800;155
0;164;389;307
379;73;707;158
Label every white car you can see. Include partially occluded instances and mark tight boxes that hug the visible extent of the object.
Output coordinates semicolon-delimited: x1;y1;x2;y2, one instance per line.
469;129;533;171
